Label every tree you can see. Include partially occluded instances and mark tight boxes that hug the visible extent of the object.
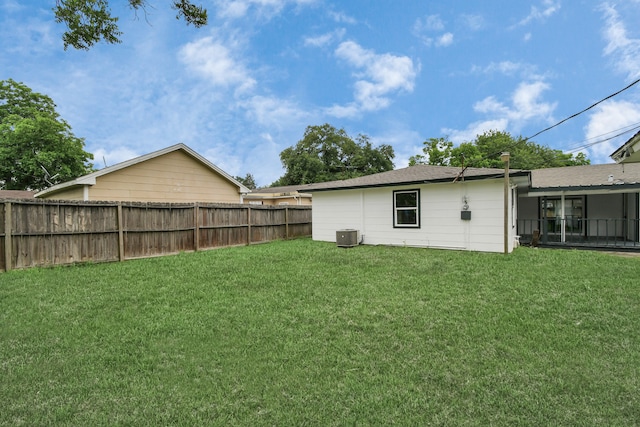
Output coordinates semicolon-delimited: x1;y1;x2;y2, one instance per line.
408;137;452;166
409;130;590;169
0;79;94;191
234;173;257;190
273;124;395;186
54;0;208;50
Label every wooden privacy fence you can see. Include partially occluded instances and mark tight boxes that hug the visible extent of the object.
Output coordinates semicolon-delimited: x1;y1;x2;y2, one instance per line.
1;199;312;272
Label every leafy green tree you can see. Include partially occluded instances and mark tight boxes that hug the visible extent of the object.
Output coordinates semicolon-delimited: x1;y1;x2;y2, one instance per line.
410;130;590;169
54;0;208;50
409;137;453;166
0;79;94;191
234;173;257;190
273;124;395;186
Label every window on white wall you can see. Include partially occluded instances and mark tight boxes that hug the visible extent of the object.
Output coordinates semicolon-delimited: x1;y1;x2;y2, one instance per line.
393;189;420;228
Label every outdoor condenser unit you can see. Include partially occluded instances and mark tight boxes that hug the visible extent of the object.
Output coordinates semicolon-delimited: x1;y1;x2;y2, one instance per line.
336;229;359;248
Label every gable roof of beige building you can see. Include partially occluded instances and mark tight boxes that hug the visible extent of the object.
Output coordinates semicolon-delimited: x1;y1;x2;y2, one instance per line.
35;144;250;203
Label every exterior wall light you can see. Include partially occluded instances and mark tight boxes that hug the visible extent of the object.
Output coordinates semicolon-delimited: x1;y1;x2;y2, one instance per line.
462;196;469;211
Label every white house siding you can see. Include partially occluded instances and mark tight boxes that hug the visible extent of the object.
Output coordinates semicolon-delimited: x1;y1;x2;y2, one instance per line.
312;179;515;253
312;190;365;238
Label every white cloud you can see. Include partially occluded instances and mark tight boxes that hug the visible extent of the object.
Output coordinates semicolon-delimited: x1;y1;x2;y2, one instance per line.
367;127;423;169
215;0;248;18
413;14;454;47
443;80;556;143
474;96;510;116
510;81;556;122
600;3;640;80
304;28;346;48
328;40;418;116
583;100;640;163
415;14;445;32
328;10;357;24
0;0;24;13
244;133;286;185
203;143;244;178
460;14;484;31
178;92;313;186
472;61;525;76
470;61;547;82
444;119;510;144
201;95;313;185
0;1;57;54
215;0;317;19
435;32;454;47
516;0;561;27
323;103;360;119
241;95;311;128
178;36;256;94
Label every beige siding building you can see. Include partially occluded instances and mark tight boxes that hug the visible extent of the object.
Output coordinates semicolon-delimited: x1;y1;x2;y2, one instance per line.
35;144;249;203
244;185;312;206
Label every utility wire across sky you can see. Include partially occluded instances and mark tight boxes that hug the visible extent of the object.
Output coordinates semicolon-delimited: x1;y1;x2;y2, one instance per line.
524;77;640;142
455;79;640;175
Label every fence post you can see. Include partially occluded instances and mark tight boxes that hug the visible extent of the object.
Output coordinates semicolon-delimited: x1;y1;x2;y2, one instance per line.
194;202;200;252
4;202;12;271
247;206;252;245
285;207;289;239
117;202;125;262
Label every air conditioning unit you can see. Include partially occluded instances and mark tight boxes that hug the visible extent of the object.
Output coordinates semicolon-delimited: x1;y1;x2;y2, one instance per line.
336;229;359;248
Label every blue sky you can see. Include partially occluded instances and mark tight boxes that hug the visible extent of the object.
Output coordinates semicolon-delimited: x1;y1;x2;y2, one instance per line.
2;0;640;186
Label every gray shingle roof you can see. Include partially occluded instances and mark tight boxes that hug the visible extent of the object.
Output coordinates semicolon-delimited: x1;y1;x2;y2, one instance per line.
530;162;640;190
303;164;521;191
297;162;640;193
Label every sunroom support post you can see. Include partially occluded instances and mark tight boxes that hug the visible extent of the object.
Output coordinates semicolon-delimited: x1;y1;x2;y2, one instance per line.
501;152;510;254
636;193;640;243
560;192;566;243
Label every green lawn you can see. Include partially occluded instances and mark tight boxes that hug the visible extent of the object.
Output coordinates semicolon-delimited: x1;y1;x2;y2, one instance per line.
1;239;639;426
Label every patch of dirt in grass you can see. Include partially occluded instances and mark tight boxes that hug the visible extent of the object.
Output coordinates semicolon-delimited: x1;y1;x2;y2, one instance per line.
604;251;640;258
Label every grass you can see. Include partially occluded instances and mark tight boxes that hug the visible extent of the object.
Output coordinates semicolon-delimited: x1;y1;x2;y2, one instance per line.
1;238;639;426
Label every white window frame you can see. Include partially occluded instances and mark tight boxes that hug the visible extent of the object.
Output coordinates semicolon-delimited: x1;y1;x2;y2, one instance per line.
393;189;420;228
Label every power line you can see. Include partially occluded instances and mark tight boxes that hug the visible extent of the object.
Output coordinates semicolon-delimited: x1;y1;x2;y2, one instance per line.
565;124;640;153
485;79;640;160
451;79;640;178
566;121;640;148
524;77;640;141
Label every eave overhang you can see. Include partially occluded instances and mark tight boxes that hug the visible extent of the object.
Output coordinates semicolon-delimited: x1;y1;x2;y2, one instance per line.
306;171;530;193
525;182;640;197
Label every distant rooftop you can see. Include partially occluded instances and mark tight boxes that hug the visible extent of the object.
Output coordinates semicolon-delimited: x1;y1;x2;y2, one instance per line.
0;190;36;199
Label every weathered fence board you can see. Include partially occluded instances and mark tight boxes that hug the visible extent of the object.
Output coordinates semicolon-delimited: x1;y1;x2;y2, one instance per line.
0;199;311;272
1;202;7;272
199;227;248;248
